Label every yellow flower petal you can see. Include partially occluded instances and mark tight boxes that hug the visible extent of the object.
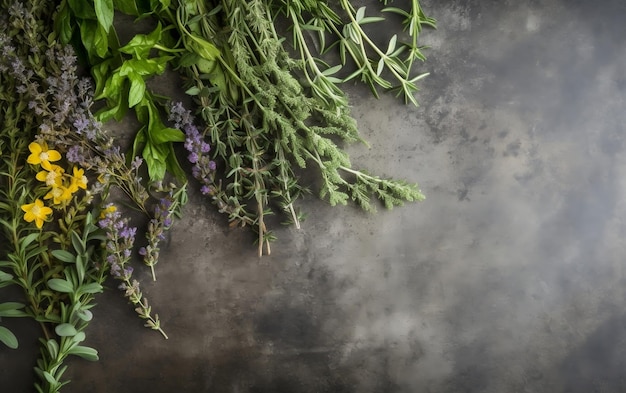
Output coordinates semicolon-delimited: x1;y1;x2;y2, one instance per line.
21;199;52;228
47;150;61;162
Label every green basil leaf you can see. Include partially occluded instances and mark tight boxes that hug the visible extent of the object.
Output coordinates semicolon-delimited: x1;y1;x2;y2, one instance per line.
68;0;97;19
54;2;74;45
132;127;147;159
166;142;186;180
119;57;169;77
150;127;185;144
94;23;109;58
94;0;114;33
119;23;162;59
176;52;201;68
79;19;97;60
143;143;167;181
113;0;139;15
0;326;18;349
127;72;146;108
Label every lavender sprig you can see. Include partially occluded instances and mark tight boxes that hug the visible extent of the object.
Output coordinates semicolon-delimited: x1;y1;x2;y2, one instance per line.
98;204;168;339
169;102;216;194
168;102;256;228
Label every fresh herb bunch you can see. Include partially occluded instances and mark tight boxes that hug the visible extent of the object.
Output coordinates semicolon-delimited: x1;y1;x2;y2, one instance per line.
0;2;107;391
54;0;433;256
160;0;432;255
55;0;189;181
0;1;178;390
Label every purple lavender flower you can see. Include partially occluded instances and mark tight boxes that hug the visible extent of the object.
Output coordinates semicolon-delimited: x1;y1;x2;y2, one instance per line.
73;115;89;134
168;102;217;196
120;226;137;241
66;145;85;163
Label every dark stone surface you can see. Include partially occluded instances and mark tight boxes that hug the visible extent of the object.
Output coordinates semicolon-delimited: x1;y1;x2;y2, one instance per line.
3;0;626;391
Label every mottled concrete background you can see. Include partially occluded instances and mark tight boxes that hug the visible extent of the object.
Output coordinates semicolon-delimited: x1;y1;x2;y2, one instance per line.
3;0;626;391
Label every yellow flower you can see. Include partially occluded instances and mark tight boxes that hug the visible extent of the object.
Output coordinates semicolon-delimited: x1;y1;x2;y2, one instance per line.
35;164;65;187
27;142;61;170
21;199;53;229
44;186;73;205
68;167;88;193
99;204;117;218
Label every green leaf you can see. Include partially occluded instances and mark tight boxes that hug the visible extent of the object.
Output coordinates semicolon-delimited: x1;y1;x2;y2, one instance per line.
355;6;366;22
54;3;74;45
321;64;342;76
358;16;386;25
119;58;167;76
43;371;57;385
72;331;86;343
119;23;162;58
386;34;397;55
166;142;186;180
143;143;167;181
55;323;77;337
113;0;139;15
79;19;97;60
185;86;200;95
78;282;103;295
47;279;74;293
0;302;26;317
71;231;85;255
76;309;93;322
68;0;97;19
0;326;18;349
0;271;13;287
68;345;99;361
376;58;385;76
51;250;75;263
176;52;201;68
150;127;185;144
94;0;114;33
127;72;146;108
94;23;109;58
46;339;59;358
21;232;40;248
187;34;220;60
92;59;113;96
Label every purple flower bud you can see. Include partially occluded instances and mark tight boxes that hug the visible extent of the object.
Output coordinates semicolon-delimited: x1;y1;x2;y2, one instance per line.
138;247;147;256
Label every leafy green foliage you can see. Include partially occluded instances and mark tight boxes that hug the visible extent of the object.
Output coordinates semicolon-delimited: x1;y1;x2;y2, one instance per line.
55;0;185;181
150;0;431;254
55;0;432;256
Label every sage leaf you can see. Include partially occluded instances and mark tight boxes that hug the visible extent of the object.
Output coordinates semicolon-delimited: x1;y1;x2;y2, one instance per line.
51;249;75;263
68;345;99;361
0;326;18;349
55;323;77;337
47;279;74;293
